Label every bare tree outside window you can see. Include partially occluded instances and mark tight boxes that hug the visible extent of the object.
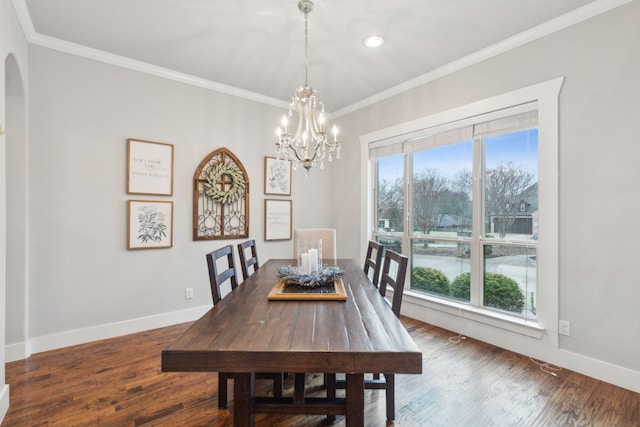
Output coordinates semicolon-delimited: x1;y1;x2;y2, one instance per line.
485;162;535;238
377;177;404;232
412;170;448;235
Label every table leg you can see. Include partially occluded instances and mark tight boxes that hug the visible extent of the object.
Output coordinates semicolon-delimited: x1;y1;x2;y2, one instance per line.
345;373;364;427
233;372;255;427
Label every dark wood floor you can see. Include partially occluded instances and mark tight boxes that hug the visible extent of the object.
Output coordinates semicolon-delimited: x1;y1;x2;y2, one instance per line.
2;317;638;426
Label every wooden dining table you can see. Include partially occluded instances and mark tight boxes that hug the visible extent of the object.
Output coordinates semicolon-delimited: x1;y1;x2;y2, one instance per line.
162;258;423;426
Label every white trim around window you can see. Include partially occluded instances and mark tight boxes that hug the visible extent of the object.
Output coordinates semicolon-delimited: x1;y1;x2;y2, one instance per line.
360;77;564;358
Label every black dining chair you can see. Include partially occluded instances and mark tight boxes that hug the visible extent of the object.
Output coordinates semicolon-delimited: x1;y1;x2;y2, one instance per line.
325;248;409;421
206;245;239;305
237;239;260;281
363;240;385;287
206;245;284;408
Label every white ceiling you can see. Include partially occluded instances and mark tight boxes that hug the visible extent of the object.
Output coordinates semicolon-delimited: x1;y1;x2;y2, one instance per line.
18;0;619;114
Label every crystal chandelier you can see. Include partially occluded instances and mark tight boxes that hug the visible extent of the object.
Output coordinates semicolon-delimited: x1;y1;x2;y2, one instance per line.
275;0;340;176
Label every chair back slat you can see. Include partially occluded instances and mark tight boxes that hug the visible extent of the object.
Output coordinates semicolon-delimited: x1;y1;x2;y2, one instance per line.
364;240;385;287
205;245;239;305
378;249;408;317
238;240;259;281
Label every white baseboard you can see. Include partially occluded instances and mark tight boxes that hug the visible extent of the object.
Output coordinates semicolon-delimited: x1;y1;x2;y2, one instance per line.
554;348;640;394
5;305;210;361
402;300;640;394
5;341;29;363
0;385;9;425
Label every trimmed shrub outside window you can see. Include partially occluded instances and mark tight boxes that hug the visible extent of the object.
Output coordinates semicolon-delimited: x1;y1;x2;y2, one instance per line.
417;269;525;314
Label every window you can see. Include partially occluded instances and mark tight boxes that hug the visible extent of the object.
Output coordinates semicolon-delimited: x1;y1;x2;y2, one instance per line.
362;78;562;334
372;108;538;319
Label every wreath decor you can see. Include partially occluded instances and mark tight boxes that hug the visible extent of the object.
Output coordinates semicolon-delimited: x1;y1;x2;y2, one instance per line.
204;161;246;204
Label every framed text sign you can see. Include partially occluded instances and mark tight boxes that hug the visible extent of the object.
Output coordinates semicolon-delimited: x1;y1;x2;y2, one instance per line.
264;199;291;241
127;139;174;195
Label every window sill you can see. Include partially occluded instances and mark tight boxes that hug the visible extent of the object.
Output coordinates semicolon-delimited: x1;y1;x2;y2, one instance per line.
402;290;545;339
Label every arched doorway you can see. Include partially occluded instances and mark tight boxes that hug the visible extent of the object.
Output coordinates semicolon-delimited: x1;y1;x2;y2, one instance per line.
5;53;28;362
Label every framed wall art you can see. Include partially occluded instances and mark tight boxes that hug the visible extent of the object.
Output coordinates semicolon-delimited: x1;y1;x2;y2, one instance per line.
264;199;292;241
264;156;291;196
128;200;173;249
127;139;174;195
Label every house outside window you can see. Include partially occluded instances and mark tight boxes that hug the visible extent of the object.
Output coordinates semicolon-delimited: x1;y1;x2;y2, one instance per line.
362;78;562;334
373;109;538;319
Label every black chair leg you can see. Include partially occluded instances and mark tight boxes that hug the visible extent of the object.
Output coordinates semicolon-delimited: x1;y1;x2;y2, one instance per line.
218;372;229;408
325;373;337;398
294;373;306;404
274;373;284;398
325;373;337;422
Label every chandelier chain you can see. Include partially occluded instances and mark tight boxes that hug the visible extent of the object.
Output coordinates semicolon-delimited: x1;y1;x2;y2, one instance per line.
304;11;309;87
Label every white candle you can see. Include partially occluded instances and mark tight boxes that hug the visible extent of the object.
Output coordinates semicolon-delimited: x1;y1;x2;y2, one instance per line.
300;253;310;274
308;249;318;273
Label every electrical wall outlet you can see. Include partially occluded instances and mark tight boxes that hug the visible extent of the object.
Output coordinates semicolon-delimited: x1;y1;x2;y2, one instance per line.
559;319;571;336
185;288;194;299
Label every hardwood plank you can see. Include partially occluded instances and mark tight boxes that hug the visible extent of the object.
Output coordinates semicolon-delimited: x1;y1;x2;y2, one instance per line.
3;317;639;426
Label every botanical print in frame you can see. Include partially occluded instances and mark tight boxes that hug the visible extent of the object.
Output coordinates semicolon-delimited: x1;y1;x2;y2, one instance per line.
128;200;173;249
264;156;292;196
127;139;174;196
264;199;292;241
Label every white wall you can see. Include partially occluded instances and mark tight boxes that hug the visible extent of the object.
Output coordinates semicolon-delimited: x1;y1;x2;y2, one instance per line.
6;44;332;355
333;1;640;391
2;0;30;419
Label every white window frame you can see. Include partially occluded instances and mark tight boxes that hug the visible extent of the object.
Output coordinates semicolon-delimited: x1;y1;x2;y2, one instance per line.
360;77;563;347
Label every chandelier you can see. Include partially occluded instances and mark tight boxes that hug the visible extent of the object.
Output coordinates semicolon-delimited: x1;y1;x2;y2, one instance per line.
275;0;340;176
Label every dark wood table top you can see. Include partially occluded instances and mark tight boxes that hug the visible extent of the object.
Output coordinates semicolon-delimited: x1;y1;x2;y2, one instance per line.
162;258;422;376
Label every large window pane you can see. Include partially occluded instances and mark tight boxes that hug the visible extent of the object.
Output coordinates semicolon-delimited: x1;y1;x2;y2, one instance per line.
483;245;537;318
485;129;538;242
371;105;543;323
412;141;472;236
376;154;404;233
411;238;471;302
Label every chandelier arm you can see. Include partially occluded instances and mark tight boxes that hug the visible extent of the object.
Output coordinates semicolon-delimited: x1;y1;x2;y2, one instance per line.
310;143;325;162
292;101;304;143
308;108;321;139
289;147;307;163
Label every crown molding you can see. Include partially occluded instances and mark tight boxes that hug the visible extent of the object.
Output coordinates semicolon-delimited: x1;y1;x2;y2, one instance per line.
12;1;288;109
332;0;633;118
30;32;291;109
12;0;632;115
11;0;36;39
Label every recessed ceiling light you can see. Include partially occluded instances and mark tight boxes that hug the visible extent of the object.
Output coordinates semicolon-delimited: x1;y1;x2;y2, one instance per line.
363;35;384;48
